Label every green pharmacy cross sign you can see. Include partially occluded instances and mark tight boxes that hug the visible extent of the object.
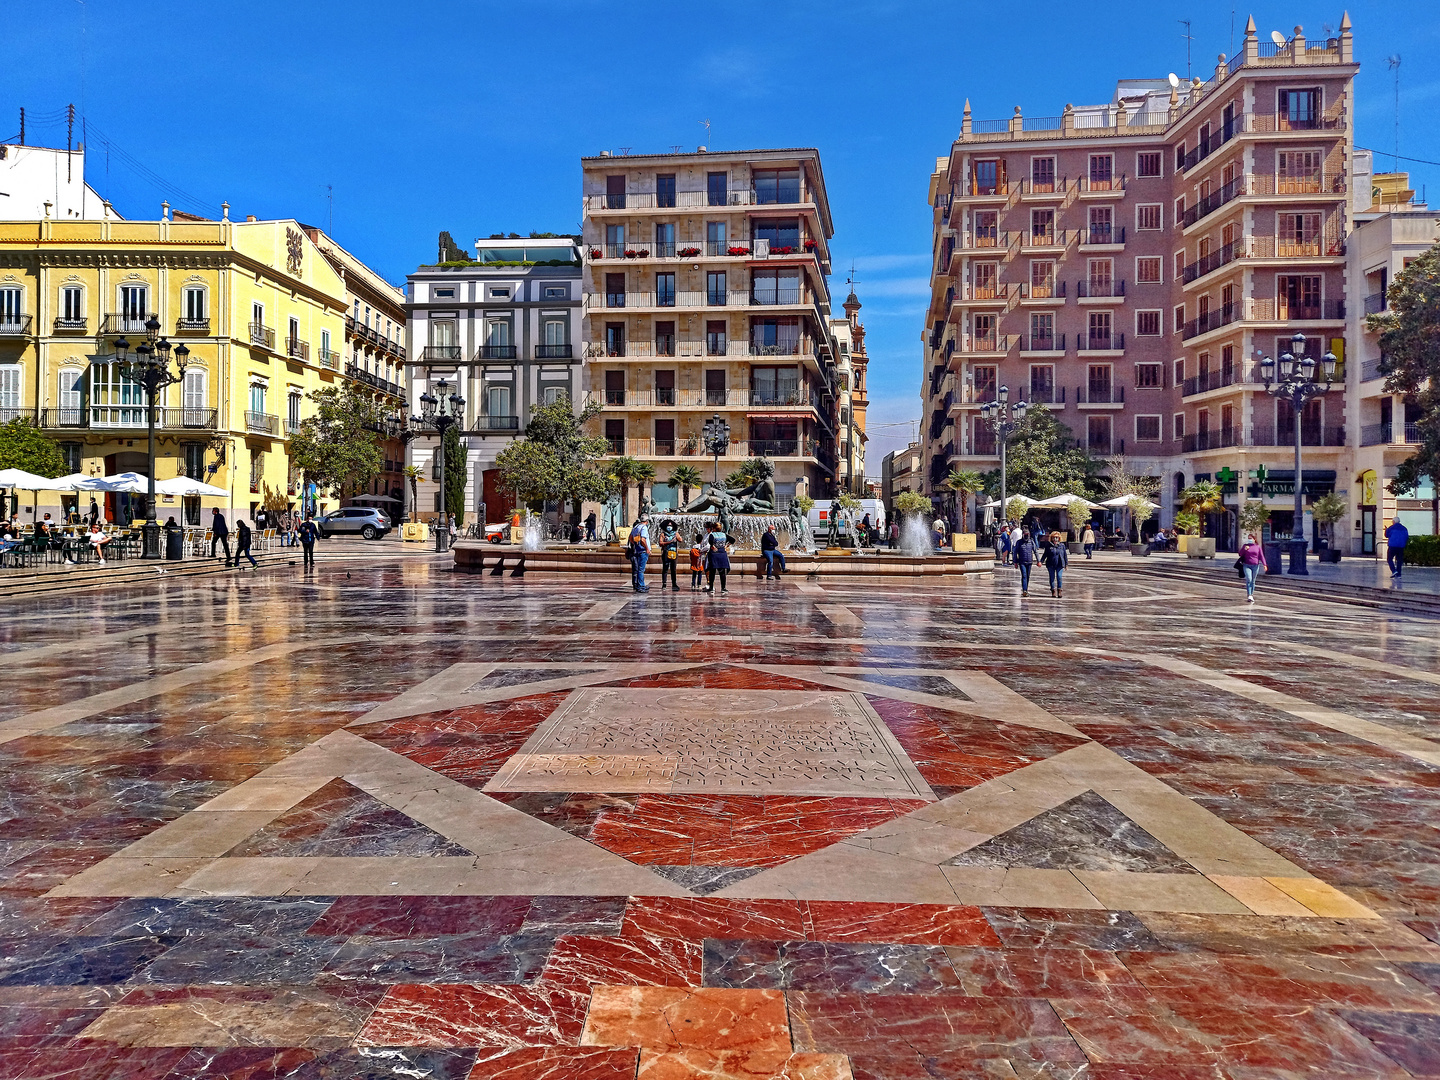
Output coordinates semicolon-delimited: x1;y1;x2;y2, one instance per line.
1215;466;1239;494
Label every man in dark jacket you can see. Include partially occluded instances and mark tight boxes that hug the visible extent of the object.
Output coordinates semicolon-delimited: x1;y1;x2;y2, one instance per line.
298;514;319;570
234;519;257;569
584;510;597;542
761;525;786;578
1013;529;1039;598
1385;518;1409;578
211;508;231;566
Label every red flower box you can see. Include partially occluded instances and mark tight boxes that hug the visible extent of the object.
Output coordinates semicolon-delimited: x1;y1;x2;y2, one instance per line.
624;249;650;258
678;247;701;257
589;248;603;259
771;246;796;255
727;246;750;256
803;239;817;250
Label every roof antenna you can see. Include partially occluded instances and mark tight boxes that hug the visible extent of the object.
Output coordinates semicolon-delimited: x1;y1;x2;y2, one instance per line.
1386;55;1402;174
326;184;333;235
1179;20;1193;81
846;261;861;295
699;118;711;148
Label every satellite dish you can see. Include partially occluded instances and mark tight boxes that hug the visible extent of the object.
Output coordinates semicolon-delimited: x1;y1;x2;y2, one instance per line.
1271;30;1287;45
1167;72;1180;88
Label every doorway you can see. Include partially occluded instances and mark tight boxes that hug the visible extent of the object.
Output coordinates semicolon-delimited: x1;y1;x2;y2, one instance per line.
1360;505;1376;555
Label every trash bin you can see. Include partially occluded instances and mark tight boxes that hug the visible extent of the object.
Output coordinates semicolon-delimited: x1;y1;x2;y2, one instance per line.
165;525;185;561
1263;541;1284;574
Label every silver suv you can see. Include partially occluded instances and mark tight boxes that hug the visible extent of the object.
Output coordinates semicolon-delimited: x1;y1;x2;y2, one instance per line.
316;507;391;540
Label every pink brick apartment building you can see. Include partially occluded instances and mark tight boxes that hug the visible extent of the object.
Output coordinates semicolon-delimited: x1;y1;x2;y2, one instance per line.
923;16;1356;545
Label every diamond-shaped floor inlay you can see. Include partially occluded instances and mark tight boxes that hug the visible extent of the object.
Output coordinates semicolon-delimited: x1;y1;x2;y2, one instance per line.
944;790;1197;873
224;778;475;858
846;672;973;701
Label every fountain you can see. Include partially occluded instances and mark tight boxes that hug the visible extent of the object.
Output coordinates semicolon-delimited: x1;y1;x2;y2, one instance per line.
521;509;545;551
899;514;932;557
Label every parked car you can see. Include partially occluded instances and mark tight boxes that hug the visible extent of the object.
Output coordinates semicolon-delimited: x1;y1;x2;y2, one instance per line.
316;507;391;540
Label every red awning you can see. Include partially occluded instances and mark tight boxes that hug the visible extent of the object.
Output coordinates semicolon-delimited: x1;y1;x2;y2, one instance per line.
746;412;807;419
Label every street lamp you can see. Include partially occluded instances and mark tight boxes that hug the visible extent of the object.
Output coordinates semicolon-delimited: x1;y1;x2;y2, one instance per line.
702;413;731;486
1257;329;1336;575
414;376;465;552
114;317;190;558
978;385;1028;533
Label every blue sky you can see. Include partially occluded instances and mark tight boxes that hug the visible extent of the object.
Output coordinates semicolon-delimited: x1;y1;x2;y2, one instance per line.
9;1;1437;470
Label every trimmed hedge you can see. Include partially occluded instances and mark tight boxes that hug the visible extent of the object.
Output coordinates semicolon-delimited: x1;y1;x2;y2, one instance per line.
1403;534;1440;566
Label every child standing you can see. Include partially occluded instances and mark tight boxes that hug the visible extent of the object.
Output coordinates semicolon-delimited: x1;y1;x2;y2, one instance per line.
689;532;704;591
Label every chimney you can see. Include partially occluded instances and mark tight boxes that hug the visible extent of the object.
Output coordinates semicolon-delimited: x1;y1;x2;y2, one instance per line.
246;215;257;222
599;150;611;157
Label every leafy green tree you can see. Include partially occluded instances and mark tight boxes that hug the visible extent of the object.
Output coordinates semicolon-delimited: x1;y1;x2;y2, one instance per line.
1367;240;1440;505
494;398;610;519
894;490;931;519
1311;491;1347;547
605;456;643;518
441;423;467;526
666;464;704;506
288;383;385;500
1066;497;1094;539
943;469;985;532
982;409;1098;500
1103;456;1160;536
496;439;563;506
0;417;65;477
1238;500;1271;536
1179;480;1224;541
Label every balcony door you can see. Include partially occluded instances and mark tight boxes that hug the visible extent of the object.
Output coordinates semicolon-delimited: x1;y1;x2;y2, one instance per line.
487;385;512;426
183;370;206;427
90;362;145;427
120;285;148;329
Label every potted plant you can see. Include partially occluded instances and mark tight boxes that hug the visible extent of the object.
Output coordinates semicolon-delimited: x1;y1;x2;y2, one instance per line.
1065;498;1092;554
588;247;603;260
804;238;817;251
727;245;750;256
1311;492;1346;562
943;469;985;552
679;246;701;257
1179;481;1223;559
1126;495;1155;555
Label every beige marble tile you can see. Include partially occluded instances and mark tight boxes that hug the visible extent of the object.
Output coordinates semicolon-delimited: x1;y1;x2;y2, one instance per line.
941;866;1105;909
78;996;362;1048
1073;871;1251;914
120;811;283;859
1207;875;1315;917
716;844;963;904
1266;876;1382;919
46;857;216;898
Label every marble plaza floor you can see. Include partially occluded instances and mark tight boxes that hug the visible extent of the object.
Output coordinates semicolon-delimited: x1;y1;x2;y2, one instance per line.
1;556;1439;1079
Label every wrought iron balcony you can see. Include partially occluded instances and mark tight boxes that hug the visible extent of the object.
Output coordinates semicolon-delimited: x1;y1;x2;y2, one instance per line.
535;344;573;359
318;348;340;370
52;317;88;332
40;407;218;431
1181;368;1240;397
475;344;517;360
245;411;279;435
248;322;276;349
1363;292;1387;315
100;313;155;336
421;345;462;361
1077;279;1125;299
471;415;520;432
1078;332;1125;352
175;317;210;333
286;337;310;361
1076;384;1125;404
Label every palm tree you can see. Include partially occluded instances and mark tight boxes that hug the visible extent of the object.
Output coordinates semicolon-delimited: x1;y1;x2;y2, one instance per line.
402;465;422;523
942;469;985;532
607;456;641;519
1180;480;1224;540
633;461;656;509
666;464;704;507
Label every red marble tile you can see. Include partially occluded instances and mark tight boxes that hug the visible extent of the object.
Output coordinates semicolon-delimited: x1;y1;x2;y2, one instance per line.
787;991;1084;1065
621;897;808;941
605;664;836;693
804;901;1001;947
0;1044;190;1079
944;947;1153;1002
540;935;704;989
585;795;928;868
1121;951;1440;1012
582;986;790;1052
306;895;532;938
467;1046;641;1079
357;984;590;1048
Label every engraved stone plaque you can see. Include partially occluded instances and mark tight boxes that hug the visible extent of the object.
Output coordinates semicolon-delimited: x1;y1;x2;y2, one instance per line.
483;688;934;799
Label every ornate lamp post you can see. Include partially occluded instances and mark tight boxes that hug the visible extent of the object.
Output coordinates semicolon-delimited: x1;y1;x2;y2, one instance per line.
415;377;465;552
114;317;190;558
1257;330;1336;575
979;385;1028;532
702;413;731;486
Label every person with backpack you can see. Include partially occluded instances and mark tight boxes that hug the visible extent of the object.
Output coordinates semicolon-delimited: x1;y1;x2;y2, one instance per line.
1013;528;1038;598
1043;530;1069;597
689;532;705;591
627;514;651;592
658;519;680;591
298;514;319;570
704;521;732;593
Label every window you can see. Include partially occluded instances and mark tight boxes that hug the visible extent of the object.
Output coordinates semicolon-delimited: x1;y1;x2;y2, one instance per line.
1136;310;1161;336
972;313;997;346
58;368;83;423
753;168;800;204
706;271;727;306
1135;416;1161;441
1136;204;1162;230
973;210;998;247
320;329;331;359
0;287;22;330
752;268;800;305
750;317;800;356
1174;359;1184;386
1173;195;1186;223
752;366;800;405
61;286;83;324
605;273;626;308
287;391;302;432
183;286;206;324
1173;413;1186;440
249;383;266;415
1028;312;1055;351
1277;276;1322;320
542;385;568;405
430;318;456;347
1088;206;1114;244
1086;311;1113;349
543;317;567;346
1030;209;1055;244
90;362;145;425
604;323;625;357
707;172;728;206
971;262;998;299
705;220;727;256
120;284;148;323
752;218;801;249
972;365;998;402
353;299;362;318
1137;151;1162;177
182;370;206;423
1029;363;1055;402
606;174;626;209
705;368;727;406
1174;305;1185;334
654;320;676;357
1086;415;1113;454
487;384;513;420
653;419;675;455
654;222;676;257
655;272;676;307
1136;257;1162;284
1279;88;1320;129
656;173;676;208
251;300;264;329
485;319;513;348
0;364;20;417
1088;154;1113;189
1087;258;1113;294
1135;363;1162;388
605;223;625;254
1278;150;1322;193
604;419;625;453
706;320;727;356
1029;260;1056;298
1030;157;1056;192
972;159;1000;195
655;369;676;405
488;286;511;300
1277;212;1321;256
542;284;568;299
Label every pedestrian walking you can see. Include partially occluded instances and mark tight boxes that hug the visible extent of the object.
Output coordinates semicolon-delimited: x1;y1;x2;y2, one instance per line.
1000;524;1013;565
1014;528;1038;598
584;510;597;542
888;520;899;549
87;497;100;528
87;523;111;566
627;515;651;592
234;519;258;569
1082;524;1095;560
1385;518;1409;578
298;514;319;570
689;532;705;591
933;514;947;550
211;508;232;566
1043;530;1069;597
761;524;787;578
704;521;732;593
659;519;680;591
1237;532;1266;603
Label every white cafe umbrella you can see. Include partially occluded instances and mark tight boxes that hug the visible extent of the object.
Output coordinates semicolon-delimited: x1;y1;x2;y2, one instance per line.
980;494;1035;509
46;473;103;492
153;476;228;498
1099;495;1160;509
1031;492;1104;510
0;469;58;520
90;472;150;494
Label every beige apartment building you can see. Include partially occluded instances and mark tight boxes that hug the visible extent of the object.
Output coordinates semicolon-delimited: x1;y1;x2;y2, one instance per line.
580;148;843;514
923;17;1357;546
830;288;870;495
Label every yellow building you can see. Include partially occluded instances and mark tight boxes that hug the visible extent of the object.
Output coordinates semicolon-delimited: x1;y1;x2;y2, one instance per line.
0;206;377;524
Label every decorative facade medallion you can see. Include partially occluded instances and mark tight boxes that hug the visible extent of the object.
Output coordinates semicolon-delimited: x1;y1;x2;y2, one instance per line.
286;228;304;275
